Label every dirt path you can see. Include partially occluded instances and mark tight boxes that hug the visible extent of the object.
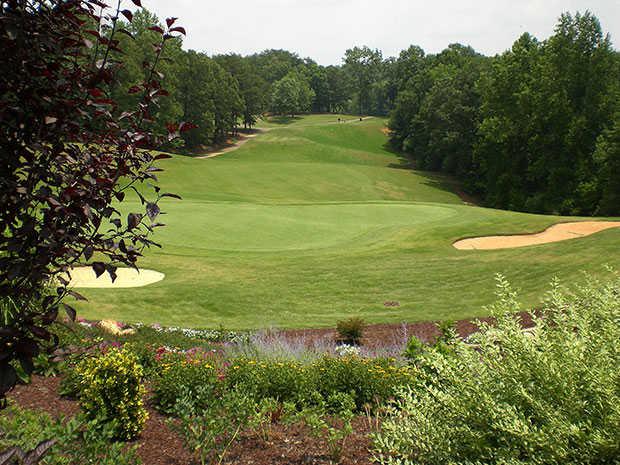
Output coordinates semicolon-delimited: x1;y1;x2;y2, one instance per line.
454;221;620;250
195;128;268;159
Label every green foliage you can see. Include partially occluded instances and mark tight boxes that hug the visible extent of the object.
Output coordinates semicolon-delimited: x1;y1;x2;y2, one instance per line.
74;348;148;440
151;354;222;414
0;404;141;464
226;358;314;406
170;388;257;465
594;110;620;215
312;356;411;411
226;356;413;411
388;11;619;215
343;46;384;115
59;363;82;399
402;335;425;362
336;317;366;345
285;392;356;463
270;72;315;116
373;273;620;464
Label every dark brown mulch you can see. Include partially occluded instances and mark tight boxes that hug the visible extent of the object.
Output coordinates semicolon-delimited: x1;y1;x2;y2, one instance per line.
9;376;375;465
281;311;536;347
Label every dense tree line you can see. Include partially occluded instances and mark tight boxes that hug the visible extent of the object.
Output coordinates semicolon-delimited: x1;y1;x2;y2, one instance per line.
112;13;395;149
115;10;618;216
388;12;620;215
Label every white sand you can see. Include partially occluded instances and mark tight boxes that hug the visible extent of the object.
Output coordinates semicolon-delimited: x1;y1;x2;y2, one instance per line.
66;267;165;288
453;221;620;250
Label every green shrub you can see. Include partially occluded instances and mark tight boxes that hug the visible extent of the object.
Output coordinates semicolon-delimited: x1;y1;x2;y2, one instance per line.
75;347;148;440
226;356;413;412
226;358;315;405
151;354;222;414
285;392;356;463
0;403;141;464
170;388;257;465
402;335;425;362
312;355;412;410
58;363;82;399
336;317;366;345
373;274;620;465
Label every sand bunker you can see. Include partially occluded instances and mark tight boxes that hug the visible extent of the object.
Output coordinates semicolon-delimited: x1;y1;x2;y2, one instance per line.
454;221;620;250
66;267;165;288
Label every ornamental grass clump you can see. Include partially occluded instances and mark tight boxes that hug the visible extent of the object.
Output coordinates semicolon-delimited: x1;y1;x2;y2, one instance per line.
75;347;148;440
336;317;367;346
373;273;620;465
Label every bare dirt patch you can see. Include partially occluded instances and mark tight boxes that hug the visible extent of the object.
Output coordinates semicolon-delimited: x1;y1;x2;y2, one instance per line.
454;221;620;250
66;267;165;288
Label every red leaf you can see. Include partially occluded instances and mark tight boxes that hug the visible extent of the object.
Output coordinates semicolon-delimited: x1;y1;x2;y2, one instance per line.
67;290;87;301
88;88;103;97
83;245;94;261
121;9;133;22
92;262;105;278
84;29;101;39
131;0;142;6
118;28;135;39
179;121;197;132
161;193;182;200
62;304;77;321
128;85;141;94
127;213;142;230
169;26;186;35
148;26;164;35
166;17;177;27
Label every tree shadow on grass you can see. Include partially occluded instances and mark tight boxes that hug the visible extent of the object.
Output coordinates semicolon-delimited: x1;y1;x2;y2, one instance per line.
266;115;303;125
384;143;480;205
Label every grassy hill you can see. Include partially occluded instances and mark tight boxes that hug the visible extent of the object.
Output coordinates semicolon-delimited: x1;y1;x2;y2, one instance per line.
75;114;620;329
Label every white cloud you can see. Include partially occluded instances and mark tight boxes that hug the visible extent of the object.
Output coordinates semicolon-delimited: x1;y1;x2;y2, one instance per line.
141;0;620;64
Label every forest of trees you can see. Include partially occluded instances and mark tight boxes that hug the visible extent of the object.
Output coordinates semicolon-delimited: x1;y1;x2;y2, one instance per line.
112;10;393;150
115;10;619;216
387;12;620;216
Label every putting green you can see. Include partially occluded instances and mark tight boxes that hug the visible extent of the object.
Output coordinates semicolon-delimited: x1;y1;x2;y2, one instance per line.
73;114;620;329
156;201;457;252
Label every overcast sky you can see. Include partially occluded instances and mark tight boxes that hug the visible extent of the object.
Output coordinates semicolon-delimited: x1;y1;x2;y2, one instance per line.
143;0;619;65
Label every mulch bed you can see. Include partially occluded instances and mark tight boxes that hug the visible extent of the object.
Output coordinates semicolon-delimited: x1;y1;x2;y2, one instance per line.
281;311;536;347
9;376;374;465
8;313;535;464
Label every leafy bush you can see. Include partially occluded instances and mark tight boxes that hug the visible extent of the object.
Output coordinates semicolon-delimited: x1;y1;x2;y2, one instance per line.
151;352;223;414
373;274;620;465
225;358;314;406
0;404;141;464
226;356;413;412
336;317;366;345
170;388;257;465
285;392;356;463
75;348;148;440
312;356;412;410
402;335;425;362
0;0;183;404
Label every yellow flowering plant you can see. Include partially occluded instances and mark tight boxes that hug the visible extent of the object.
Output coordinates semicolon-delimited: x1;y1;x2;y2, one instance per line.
75;347;148;440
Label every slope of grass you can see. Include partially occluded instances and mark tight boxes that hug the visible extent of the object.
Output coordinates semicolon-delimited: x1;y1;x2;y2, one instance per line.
75;114;620;329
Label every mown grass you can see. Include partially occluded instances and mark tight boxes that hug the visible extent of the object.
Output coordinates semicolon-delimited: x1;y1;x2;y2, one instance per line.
74;114;620;329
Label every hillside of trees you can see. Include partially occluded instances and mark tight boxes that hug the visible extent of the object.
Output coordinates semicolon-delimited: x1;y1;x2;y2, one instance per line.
388;12;619;216
115;10;618;216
